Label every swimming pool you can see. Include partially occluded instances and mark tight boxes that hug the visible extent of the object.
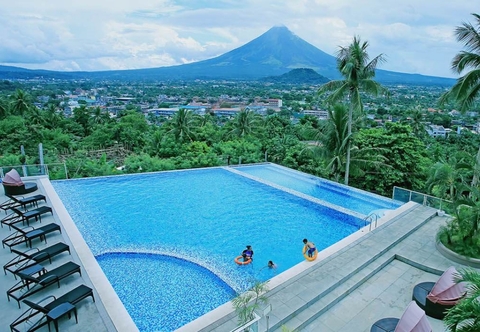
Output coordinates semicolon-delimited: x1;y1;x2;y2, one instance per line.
51;166;389;331
233;164;402;216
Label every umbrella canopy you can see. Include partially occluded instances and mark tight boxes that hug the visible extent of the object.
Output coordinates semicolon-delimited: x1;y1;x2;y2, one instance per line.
2;169;24;186
395;301;432;332
427;266;466;305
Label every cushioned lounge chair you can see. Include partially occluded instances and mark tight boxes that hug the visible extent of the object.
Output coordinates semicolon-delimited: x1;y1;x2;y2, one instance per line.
412;266;466;319
4;242;71;277
9;285;94;332
2;223;61;250
2;169;38;196
7;261;81;308
0;194;46;214
1;206;53;229
371;301;432;332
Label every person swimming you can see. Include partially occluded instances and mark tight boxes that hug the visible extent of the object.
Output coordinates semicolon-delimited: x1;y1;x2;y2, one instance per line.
267;260;277;269
303;238;316;258
242;245;254;262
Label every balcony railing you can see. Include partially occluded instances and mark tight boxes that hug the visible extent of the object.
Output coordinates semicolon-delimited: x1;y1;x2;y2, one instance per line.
0;163;68;180
392;186;454;214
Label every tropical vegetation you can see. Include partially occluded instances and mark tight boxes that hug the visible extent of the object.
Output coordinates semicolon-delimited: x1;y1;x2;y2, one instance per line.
318;36;388;185
436;13;480;259
444;268;480;332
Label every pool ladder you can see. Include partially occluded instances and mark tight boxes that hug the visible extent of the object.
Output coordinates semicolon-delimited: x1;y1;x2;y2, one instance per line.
364;213;380;231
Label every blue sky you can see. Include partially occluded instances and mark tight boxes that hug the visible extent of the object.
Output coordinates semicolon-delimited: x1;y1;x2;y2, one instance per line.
0;0;477;78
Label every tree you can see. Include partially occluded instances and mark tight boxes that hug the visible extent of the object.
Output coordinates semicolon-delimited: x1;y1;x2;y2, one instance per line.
229;109;260;138
167;108;198;143
354;123;428;196
425;153;471;201
10;89;32;117
439;13;480;112
439;13;480;187
318;36;387;185
306;104;388;183
444;268;480;332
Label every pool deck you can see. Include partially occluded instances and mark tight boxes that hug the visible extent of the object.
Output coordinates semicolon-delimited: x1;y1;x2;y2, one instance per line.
0;176;476;332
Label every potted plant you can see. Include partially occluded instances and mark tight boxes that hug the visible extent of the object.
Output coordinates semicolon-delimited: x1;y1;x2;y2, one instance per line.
231;280;269;331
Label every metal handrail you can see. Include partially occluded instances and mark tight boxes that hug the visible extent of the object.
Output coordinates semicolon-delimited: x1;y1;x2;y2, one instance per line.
364;213;380;231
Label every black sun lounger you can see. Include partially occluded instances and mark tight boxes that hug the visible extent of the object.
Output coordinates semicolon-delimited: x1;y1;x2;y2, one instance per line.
4;242;71;276
1;206;53;229
0;194;47;214
7;261;81;308
2;223;61;250
9;285;94;332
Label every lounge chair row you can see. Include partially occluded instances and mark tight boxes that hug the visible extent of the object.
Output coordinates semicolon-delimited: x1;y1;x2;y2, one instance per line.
371;266;466;331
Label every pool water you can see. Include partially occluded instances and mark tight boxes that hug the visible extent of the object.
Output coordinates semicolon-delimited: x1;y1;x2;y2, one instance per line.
234;164;401;216
52;166;380;331
97;253;235;332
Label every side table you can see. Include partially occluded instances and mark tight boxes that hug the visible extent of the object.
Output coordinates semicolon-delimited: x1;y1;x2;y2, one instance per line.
47;302;78;332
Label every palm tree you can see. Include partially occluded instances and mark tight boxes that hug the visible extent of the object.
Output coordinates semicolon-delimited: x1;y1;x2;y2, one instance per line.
444;268;480;332
306;104;388;182
439;14;480;187
230;109;259;138
407;108;427;138
10;89;32;116
439;13;480;112
167;108;198;142
318;36;387;185
426;153;471;201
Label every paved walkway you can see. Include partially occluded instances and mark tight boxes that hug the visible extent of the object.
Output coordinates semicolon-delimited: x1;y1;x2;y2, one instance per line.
1;177;476;332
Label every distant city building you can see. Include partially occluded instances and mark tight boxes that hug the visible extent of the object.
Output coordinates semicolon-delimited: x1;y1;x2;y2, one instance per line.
303;109;328;120
212;108;242;117
426;125;447;138
245;106;268;115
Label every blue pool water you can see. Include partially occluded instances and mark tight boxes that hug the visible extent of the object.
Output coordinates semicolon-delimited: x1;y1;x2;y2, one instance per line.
51;166;387;331
234;164;401;215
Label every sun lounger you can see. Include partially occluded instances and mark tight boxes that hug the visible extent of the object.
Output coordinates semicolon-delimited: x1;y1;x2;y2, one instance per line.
4;242;71;277
371;301;432;332
7;261;81;308
2;223;61;250
412;266;466;319
9;285;94;332
0;194;47;214
1;206;53;229
2;169;38;196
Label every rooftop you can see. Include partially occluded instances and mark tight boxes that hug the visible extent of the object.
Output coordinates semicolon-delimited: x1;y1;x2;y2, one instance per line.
1;175;476;332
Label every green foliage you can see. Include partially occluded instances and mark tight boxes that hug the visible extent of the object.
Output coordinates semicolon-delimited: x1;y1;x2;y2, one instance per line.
353;123;429;195
231;281;269;327
438;194;480;258
439;13;480;112
444;268;480;332
318;36;388;185
66;153;119;178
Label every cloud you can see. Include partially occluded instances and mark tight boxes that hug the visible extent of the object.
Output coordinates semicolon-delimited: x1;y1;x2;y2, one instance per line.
0;0;477;77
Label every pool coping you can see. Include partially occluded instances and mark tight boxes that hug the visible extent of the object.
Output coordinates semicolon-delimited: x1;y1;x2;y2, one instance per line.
39;165;410;332
40;177;139;332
